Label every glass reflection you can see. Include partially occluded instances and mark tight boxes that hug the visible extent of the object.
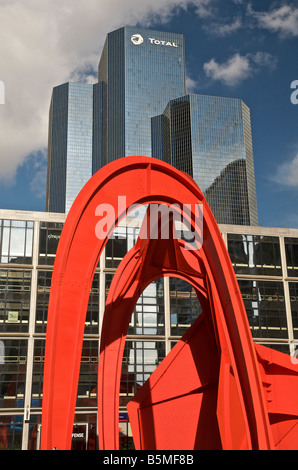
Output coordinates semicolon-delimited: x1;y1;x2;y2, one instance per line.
38;222;63;265
0;220;33;264
239;280;287;338
0;270;31;333
227;234;282;275
0;339;27;409
0;415;23;450
129;280;165;336
121;340;165;407
170;277;202;336
285;238;298;277
290;282;298;339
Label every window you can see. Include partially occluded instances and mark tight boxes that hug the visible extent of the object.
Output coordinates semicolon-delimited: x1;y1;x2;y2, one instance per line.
38;222;63;265
76;340;99;408
105;227;128;269
285;238;298;277
129;279;165;336
289;282;298;339
121;340;166;406
238;280;287;338
0;338;28;409
0;220;33;264
0;414;23;450
227;234;282;276
170;277;202;336
0;270;31;333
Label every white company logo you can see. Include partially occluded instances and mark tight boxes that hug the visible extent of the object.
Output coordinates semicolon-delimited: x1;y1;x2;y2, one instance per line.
131;34;178;48
131;34;144;45
148;37;178;47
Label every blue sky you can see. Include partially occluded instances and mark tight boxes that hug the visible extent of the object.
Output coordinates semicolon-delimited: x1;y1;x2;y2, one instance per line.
0;0;298;228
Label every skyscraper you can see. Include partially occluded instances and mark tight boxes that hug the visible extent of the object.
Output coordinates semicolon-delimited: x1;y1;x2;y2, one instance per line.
152;94;258;225
46;25;258;227
46;26;186;212
46;82;102;213
98;26;186;164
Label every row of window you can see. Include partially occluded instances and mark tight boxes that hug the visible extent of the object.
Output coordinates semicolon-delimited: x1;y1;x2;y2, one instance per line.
0;268;297;339
0;337;166;410
1;221;297;277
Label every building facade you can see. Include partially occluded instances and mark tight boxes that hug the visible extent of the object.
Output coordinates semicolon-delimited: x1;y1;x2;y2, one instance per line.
46;27;186;214
152;94;258;225
98;26;186;164
46;27;258;227
46;82;104;213
0;208;297;450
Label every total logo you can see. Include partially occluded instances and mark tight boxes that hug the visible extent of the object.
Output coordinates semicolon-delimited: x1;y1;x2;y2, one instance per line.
131;34;178;48
131;34;144;45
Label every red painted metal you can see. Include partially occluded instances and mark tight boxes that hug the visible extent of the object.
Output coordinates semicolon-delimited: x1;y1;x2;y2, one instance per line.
40;156;298;450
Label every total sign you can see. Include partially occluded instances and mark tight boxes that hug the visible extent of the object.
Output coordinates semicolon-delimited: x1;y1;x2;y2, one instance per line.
131;33;178;47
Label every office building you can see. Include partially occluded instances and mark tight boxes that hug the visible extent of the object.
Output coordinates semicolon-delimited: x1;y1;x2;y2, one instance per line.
46;26;258;227
0;208;297;449
46;27;186;213
152;94;258;225
46;82;104;213
98;26;186;163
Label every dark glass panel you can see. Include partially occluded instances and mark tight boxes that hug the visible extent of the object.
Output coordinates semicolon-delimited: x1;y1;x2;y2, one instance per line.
239;280;287;339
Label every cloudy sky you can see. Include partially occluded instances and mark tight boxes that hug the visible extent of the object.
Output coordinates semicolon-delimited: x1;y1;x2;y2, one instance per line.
0;0;298;228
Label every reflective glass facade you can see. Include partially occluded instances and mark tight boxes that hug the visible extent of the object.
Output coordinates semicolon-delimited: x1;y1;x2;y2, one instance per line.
46;82;104;213
46;26;258;226
0;209;297;449
152;94;258;225
46;27;185;213
98;26;186;162
0;220;33;265
227;233;282;276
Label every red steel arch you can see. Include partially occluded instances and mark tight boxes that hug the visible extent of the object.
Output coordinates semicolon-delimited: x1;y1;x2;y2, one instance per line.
40;156;276;450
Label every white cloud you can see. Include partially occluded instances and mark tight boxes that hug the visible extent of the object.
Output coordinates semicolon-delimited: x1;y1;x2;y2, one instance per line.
248;4;298;37
0;0;214;184
271;154;298;187
192;0;215;18
186;75;198;93
248;51;278;70
203;53;251;86
205;17;242;36
203;51;277;86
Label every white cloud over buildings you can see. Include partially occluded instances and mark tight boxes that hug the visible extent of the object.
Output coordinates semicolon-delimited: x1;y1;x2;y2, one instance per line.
203;51;277;86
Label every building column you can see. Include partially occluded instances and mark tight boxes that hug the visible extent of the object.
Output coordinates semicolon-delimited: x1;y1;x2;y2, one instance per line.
21;219;40;449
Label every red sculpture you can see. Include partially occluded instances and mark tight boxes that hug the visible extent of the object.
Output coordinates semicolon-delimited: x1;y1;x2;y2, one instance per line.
40;156;298;450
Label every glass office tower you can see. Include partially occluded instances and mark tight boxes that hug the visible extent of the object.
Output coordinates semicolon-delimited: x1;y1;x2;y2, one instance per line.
152;94;258;226
46;27;185;212
98;26;186;163
46;82;104;213
46;26;257;226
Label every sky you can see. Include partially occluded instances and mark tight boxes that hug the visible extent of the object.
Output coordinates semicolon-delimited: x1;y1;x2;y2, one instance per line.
0;0;298;228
